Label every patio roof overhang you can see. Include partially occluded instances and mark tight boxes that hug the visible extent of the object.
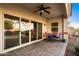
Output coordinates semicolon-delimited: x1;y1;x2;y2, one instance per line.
20;3;72;19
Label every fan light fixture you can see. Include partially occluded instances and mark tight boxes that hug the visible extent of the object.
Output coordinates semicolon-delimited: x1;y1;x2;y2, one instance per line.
41;10;44;12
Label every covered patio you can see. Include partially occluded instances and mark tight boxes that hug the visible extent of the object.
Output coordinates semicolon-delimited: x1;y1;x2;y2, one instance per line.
0;40;67;56
0;3;71;55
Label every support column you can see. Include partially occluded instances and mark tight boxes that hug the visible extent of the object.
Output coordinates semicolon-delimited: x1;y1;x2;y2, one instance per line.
62;15;64;40
29;20;31;42
0;12;3;53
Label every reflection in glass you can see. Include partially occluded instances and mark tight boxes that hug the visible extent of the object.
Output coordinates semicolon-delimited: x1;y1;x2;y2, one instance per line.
31;21;37;41
4;14;20;49
38;23;42;39
21;19;29;44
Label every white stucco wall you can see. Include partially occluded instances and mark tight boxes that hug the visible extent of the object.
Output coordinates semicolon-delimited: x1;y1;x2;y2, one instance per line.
46;17;68;39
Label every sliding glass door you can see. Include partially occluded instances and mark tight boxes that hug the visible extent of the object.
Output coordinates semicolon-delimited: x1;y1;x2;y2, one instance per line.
38;23;42;39
4;14;43;50
21;19;29;44
4;14;20;49
31;22;42;40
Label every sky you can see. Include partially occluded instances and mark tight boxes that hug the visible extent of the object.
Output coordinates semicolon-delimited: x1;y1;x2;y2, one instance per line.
69;3;79;28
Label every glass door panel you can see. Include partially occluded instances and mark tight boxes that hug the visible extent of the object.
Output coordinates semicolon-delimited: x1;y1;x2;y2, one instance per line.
31;21;37;41
21;19;29;44
38;23;42;39
4;14;20;49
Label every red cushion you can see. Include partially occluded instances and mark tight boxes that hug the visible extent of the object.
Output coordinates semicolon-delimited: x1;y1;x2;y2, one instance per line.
45;32;48;37
52;32;58;35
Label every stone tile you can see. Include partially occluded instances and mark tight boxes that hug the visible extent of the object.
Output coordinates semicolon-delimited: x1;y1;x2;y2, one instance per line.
0;40;67;56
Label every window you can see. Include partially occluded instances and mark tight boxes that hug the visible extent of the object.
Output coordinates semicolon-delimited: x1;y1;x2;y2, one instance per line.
51;23;58;32
4;14;20;49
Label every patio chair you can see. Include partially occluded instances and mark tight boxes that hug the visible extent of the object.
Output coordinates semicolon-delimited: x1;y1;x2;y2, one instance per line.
51;32;60;38
45;32;48;38
45;32;60;39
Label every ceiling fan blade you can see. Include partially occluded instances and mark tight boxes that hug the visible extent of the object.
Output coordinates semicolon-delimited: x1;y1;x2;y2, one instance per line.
44;10;50;14
33;9;40;13
44;7;51;9
40;5;44;7
40;12;42;15
37;5;41;8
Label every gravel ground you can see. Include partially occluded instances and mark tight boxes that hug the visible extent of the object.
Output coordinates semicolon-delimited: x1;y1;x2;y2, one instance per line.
65;37;77;56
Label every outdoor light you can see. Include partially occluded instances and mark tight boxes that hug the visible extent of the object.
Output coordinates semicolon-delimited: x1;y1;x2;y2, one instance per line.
40;10;44;12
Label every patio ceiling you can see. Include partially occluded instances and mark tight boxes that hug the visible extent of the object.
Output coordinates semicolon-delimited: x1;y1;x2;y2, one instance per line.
21;3;67;18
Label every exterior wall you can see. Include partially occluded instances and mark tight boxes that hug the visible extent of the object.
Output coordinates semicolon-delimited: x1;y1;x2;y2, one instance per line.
46;17;68;39
0;4;47;33
46;17;62;33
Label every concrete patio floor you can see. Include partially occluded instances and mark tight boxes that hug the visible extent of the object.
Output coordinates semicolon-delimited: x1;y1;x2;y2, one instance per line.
0;39;67;56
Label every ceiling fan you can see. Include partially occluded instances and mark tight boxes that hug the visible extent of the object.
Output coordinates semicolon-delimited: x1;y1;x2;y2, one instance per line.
33;5;51;15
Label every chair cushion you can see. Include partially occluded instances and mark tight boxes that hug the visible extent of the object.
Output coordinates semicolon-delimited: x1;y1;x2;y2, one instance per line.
48;35;60;39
